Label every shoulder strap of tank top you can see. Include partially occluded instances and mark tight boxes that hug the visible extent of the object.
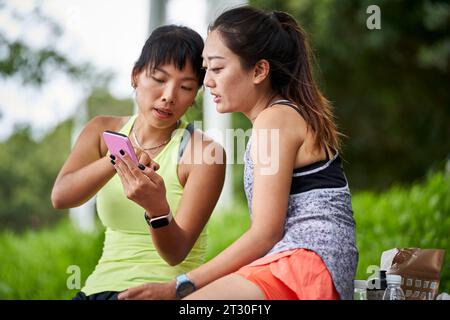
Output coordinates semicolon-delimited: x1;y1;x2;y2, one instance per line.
270;100;335;162
178;123;194;162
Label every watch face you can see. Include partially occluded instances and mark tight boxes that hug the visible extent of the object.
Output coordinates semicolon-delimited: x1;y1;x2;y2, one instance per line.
150;217;169;229
177;282;196;298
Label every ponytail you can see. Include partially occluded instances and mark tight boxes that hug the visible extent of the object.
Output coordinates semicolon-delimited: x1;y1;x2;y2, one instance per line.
273;11;340;152
210;6;341;152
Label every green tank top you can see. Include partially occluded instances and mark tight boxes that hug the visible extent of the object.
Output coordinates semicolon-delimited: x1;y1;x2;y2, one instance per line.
82;115;207;295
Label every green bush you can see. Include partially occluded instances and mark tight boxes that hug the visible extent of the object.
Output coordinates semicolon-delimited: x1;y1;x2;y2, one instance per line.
353;170;450;293
0;122;72;231
0;219;103;299
0;207;250;300
0;170;448;299
205;203;250;262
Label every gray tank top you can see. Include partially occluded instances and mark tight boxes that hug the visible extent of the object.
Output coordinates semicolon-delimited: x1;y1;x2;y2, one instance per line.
243;100;358;300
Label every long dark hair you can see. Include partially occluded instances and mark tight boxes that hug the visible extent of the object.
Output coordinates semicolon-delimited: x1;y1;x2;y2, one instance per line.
133;25;205;86
210;6;340;151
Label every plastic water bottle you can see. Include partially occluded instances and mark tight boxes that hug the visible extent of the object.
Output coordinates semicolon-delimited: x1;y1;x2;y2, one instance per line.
353;280;368;300
382;274;405;300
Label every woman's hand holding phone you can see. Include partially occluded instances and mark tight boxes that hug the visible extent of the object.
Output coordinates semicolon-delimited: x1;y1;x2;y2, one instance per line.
113;152;169;216
103;130;166;214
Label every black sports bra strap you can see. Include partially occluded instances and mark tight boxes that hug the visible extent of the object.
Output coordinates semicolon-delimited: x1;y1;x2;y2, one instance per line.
268;99;303;117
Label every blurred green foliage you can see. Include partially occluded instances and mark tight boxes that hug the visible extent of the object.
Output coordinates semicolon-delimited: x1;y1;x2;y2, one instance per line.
353;169;450;292
0;218;103;299
0;89;136;231
0;1;116;230
205;203;251;261
0;2;110;88
0;170;448;299
0;121;72;230
0;204;251;299
86;88;134;119
251;0;450;190
0;0;448;300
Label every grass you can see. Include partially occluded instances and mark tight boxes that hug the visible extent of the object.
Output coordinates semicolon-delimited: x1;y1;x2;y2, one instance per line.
0;219;103;299
0;170;448;299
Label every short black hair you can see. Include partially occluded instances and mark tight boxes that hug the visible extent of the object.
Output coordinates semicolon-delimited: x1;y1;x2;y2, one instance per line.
133;25;205;85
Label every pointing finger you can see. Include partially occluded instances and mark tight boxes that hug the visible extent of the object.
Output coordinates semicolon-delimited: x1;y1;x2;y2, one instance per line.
139;151;160;171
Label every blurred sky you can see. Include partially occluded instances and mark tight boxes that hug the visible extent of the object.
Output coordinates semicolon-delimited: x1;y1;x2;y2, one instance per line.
0;0;207;140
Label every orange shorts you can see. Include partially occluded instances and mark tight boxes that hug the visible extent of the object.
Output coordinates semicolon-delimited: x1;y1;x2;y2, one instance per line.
234;248;340;300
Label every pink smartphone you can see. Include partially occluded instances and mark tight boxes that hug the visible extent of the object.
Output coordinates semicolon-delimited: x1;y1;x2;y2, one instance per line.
103;130;139;165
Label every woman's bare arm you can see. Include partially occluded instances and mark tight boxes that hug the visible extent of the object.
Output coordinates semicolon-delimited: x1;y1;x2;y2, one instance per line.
186;107;304;288
51;116;124;209
119;130;227;265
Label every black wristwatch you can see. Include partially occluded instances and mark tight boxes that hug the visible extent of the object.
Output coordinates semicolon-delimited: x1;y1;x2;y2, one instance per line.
176;274;196;299
144;210;172;229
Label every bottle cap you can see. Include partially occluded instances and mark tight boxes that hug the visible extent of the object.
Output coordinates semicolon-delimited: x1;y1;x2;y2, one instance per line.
386;274;402;284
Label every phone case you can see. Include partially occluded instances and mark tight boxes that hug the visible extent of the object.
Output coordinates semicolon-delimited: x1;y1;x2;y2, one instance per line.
102;130;139;165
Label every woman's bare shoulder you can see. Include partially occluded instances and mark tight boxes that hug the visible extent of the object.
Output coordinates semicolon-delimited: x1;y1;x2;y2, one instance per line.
80;115;132;155
86;115;130;132
256;105;306;130
253;106;307;146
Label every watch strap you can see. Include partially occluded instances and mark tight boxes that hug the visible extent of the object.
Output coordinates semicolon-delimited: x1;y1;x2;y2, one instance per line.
144;210;173;228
